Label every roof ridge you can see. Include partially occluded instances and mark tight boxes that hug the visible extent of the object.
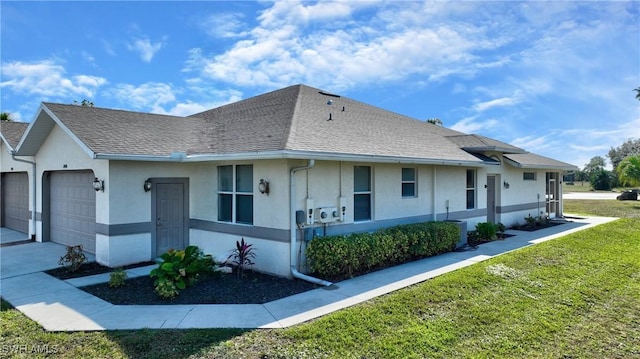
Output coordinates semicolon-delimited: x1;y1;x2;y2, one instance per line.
282;84;304;150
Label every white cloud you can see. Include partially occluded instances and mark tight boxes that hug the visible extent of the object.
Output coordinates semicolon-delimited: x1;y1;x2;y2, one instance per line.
472;94;521;112
198;12;249;38
127;37;164;62
450;116;498;133
188;1;511;91
0;59;107;99
110;82;176;113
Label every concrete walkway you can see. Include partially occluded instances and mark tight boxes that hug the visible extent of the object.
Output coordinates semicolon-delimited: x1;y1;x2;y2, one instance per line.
563;192;620;200
0;216;617;331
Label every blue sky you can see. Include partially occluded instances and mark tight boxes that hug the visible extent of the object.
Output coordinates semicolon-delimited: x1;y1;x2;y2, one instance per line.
1;1;638;169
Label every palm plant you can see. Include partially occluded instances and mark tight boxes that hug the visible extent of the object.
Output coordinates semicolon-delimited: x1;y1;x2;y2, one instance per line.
617;155;640;186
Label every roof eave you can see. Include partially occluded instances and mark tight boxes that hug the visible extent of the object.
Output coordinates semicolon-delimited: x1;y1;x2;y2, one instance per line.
504;157;577;171
462;146;527;154
14;104;97;159
95;150;500;166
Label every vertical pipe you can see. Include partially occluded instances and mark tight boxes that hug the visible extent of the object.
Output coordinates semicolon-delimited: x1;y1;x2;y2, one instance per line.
11;152;36;240
432;166;437;221
290;160;332;286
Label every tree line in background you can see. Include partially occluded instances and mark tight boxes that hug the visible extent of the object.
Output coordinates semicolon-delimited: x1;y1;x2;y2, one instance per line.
566;137;640;190
569;88;640;190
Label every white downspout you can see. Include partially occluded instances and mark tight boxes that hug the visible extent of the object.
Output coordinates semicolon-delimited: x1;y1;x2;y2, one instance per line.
432;166;437;221
11;151;36;240
290;159;333;287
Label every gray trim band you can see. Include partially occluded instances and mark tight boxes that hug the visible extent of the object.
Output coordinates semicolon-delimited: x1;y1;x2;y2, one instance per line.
95;222;151;236
497;202;539;214
190;219;290;243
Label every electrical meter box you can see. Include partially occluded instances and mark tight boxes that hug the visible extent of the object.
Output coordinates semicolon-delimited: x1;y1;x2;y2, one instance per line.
316;207;340;223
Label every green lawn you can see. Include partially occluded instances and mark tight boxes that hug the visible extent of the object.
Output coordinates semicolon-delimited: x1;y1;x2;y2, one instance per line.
563;181;634;193
2;217;639;358
564;199;640;218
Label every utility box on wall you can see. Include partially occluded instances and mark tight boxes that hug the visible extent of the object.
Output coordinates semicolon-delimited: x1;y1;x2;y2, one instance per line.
316;207;340;223
445;220;468;248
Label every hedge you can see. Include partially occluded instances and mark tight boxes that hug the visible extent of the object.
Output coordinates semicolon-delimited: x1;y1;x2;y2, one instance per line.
306;221;460;280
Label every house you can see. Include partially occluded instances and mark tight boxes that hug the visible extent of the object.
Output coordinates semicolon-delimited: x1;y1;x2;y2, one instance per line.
1;84;576;278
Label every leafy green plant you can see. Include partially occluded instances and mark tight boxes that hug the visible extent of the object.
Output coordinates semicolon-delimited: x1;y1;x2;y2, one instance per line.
307;221;459;280
150;245;213;299
524;214;537;229
226;238;256;277
475;222;498;241
108;268;127;288
536;214;549;226
58;245;87;272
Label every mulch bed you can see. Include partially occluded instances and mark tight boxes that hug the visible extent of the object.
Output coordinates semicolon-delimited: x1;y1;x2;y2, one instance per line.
512;221;565;232
80;270;319;305
45;261;156;280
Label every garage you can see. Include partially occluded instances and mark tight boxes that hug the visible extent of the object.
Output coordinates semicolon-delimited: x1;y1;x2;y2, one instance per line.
49;171;96;253
1;172;29;233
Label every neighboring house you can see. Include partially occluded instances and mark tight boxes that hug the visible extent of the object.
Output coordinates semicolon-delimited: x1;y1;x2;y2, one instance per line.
1;121;33;237
1;84;576;278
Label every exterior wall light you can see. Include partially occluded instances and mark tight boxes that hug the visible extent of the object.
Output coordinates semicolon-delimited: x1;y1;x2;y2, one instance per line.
258;179;270;195
143;179;153;192
503;181;510;189
93;177;105;192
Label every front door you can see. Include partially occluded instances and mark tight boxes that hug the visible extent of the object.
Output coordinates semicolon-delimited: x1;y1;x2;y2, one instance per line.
153;180;188;257
486;175;496;224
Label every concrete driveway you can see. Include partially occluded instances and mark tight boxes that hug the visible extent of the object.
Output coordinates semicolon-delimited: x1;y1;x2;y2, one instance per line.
563;192;621;200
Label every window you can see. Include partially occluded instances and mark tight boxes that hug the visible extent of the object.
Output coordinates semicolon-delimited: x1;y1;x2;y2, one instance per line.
402;168;416;197
354;166;371;221
523;172;537;181
218;165;253;225
466;169;476;210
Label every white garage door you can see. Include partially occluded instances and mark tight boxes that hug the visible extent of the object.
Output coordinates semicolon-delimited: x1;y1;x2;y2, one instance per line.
50;171;96;253
1;172;29;233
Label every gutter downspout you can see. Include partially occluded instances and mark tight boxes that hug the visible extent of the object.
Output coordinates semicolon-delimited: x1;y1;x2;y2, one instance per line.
290;159;333;287
11;151;36;240
432;166;437;221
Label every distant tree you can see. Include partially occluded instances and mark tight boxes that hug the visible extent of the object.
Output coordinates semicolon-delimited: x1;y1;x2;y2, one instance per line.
635;87;640;101
426;118;443;126
583;156;606;178
590;168;614;191
616;155;640;187
73;99;94;107
608;138;640;171
1;112;12;122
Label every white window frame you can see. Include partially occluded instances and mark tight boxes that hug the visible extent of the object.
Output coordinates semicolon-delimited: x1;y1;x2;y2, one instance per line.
217;164;253;225
401;167;417;198
354;165;372;222
466;169;476;210
523;172;537;181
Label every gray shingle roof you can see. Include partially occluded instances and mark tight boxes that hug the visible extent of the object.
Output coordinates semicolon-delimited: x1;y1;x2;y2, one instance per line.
504;153;577;170
13;84;576;169
0;122;29;150
193;84;483;163
42;103;205;157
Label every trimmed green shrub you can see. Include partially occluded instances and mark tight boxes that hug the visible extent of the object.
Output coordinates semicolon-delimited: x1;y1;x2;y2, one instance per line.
150;245;213;299
475;222;498;241
108;268;127;288
306;221;459;280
